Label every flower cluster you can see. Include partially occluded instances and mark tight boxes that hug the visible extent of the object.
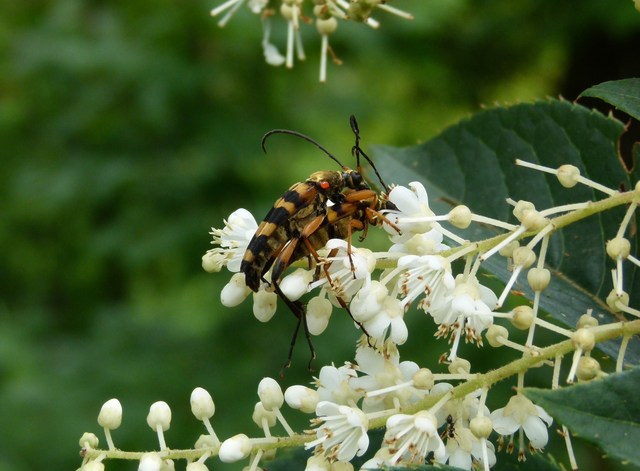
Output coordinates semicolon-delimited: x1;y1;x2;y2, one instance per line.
80;160;640;470
209;0;414;82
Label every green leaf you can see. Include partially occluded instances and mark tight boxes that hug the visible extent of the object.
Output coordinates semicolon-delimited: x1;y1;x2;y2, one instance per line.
371;99;639;363
524;367;640;465
580;78;640;121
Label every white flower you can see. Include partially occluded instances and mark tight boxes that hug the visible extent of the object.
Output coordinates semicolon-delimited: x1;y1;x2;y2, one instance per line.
313;364;361;406
280;268;313;301
203;208;258;273
397;254;455;312
351;281;408;345
312;240;376;302
432;275;497;351
437;425;496;470
490;394;553;457
384;182;438;242
350;344;424;412
384;411;446;465
389;229;449;256
306;401;370;462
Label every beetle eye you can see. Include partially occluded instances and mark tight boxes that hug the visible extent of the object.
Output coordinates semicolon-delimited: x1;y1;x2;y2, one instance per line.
320;181;331;190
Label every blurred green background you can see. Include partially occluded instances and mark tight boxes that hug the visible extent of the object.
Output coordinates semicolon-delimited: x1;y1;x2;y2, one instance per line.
1;1;639;470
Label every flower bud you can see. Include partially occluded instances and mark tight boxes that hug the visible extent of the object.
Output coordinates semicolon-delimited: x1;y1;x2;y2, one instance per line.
253;290;277;322
147;401;172;432
512;247;536;268
139;453;162;471
576;356;601;381
556;164;580;188
511;305;534;330
448;358;471;374
83;462;105;471
258;377;284;411
186;462;209;471
498;240;519;258
521;209;548;231
486;324;508;347
306;297;332;335
98;398;123;430
316;16;338;35
280;268;312;301
513;200;535;221
252;401;277;428
219;434;252;462
412;368;434;390
191;387;215;421
221;273;250;307
577;313;598;329
195;434;218;449
79;432;100;449
572;328;595;352
527;267;550;291
448;205;472;229
606;237;631;260
201;251;224;273
470;416;493;439
606;289;629;312
284;385;319;413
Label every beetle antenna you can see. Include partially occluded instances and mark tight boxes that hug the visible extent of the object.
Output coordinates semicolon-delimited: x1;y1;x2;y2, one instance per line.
261;129;347;169
349;115;390;192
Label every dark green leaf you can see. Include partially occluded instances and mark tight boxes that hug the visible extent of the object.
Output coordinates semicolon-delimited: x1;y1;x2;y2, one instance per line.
372;99;639;363
580;78;640;121
524;367;640;465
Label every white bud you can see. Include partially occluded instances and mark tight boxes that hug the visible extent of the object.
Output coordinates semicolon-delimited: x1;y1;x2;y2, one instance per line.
258;377;284;410
83;462;105;471
448;358;471;374
280;268;312;301
511;305;534;330
572;328;595;352
606;237;631;260
219;434;252;462
147;401;172;432
498;240;519;258
606;289;629;312
316;16;338;35
252;401;277;428
576;356;601;381
221;273;250;307
186;463;209;471
556;164;580;188
195;433;219;449
160;459;175;471
512;246;536;268
79;432;100;449
253;290;277;322
202;251;225;273
521;209;548;231
527;267;550;291
284;385;320;413
470;416;493;439
448;205;472;229
139;453;162;471
191;387;215;421
306;297;332;335
412;368;434;390
577;313;598;329
513;200;535;220
486;324;508;347
98;398;122;430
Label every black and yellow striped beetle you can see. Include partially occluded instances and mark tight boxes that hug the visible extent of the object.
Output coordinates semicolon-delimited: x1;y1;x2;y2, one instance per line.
240;116;399;369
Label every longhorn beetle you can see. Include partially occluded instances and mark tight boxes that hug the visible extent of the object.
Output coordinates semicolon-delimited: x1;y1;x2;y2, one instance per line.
240;116;399;370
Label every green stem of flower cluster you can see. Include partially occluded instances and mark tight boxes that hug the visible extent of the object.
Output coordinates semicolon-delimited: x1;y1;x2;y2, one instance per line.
82;319;640;464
